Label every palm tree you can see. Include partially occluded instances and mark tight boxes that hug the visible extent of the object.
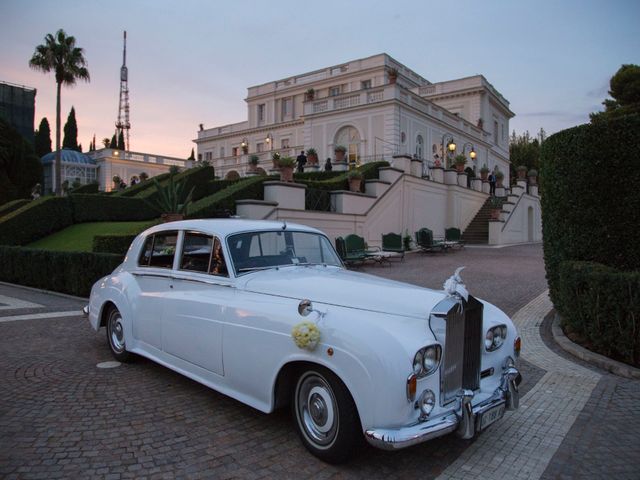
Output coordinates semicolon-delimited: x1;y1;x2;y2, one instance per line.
29;29;90;195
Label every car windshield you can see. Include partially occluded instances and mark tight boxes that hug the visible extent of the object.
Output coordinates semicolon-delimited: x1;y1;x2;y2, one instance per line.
227;230;343;275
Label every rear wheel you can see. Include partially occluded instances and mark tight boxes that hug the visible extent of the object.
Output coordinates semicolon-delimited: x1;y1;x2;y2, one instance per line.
292;366;361;464
106;307;132;362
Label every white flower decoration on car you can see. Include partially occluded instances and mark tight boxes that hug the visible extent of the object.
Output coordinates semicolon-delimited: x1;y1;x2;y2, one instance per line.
291;321;321;351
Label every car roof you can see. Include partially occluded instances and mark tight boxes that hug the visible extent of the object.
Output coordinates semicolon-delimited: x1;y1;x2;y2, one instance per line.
142;219;324;238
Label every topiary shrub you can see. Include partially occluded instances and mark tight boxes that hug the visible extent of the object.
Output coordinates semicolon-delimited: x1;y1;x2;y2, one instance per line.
558;261;640;366
540;114;640;309
115;172;171;197
70;182;100;194
0;199;31;218
225;170;241;181
187;176;270;218
92;234;137;255
69;194;158;222
0;196;73;246
0;246;123;297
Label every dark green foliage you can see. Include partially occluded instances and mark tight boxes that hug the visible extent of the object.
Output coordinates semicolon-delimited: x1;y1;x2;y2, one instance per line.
299;161;389;192
34;117;52;157
69;194;158;222
114;172;169;197
0;199;31;218
0;246;123;297
0;118;44;204
509;130;543;178
110;134;117;149
540;114;640;364
92;234;137;255
70;181;99;194
202;179;239;197
144;176;194;215
187;176;270;218
188;148;195;160
117;130;125;150
591;64;640;121
62;107;79;151
134;166;214;203
293;171;341;181
0;196;74;245
558;261;640;366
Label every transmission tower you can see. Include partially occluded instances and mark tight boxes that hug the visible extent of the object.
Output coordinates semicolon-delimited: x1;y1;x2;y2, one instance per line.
115;31;130;151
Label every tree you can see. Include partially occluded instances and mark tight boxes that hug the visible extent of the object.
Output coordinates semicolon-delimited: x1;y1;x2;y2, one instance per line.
188;148;195;160
117;130;125;150
62;106;79;151
509;130;542;178
0;118;44;204
34;117;52;158
590;64;640;122
102;137;110;148
110;134;117;148
29;29;90;195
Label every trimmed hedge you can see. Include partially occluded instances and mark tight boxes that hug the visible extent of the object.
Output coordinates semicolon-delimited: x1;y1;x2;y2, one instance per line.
0;198;31;218
69;194;158;222
293;171;342;181
202;179;240;197
135;166;215;203
114;173;170;197
0;197;74;246
92;234;137;255
300;161;389;191
0;246;123;297
540;114;640;308
70;182;100;194
187;175;271;218
558;261;640;366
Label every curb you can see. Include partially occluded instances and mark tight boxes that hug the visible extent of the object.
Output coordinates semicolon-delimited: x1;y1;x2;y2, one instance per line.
552;314;640;380
0;281;89;303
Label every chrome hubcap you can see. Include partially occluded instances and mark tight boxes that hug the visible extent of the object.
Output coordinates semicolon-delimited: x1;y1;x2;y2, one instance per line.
296;373;338;448
109;313;125;353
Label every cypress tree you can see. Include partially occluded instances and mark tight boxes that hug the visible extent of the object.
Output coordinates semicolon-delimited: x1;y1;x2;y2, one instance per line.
188;148;195;160
62;106;79;151
117;130;125;150
110;134;117;148
34;117;52;158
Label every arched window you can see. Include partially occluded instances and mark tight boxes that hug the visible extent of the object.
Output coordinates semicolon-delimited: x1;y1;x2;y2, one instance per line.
334;126;361;164
415;135;424;159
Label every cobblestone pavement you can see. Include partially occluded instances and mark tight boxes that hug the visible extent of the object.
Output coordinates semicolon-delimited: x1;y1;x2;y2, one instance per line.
0;244;637;479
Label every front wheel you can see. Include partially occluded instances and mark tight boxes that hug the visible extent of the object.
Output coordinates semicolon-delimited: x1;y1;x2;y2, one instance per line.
292;366;361;464
106;307;132;362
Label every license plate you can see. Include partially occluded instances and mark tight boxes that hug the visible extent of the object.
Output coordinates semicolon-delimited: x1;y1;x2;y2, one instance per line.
478;403;505;431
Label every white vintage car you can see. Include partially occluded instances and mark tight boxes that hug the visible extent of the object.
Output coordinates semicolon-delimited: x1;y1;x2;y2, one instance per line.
86;219;521;463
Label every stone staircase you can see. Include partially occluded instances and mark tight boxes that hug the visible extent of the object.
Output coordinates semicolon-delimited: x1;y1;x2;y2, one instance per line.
462;197;506;244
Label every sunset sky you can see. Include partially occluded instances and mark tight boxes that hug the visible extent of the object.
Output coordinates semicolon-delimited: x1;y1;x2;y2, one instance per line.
2;0;638;158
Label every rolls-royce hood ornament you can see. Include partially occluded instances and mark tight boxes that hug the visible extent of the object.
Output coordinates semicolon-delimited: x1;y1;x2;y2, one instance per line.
443;266;468;301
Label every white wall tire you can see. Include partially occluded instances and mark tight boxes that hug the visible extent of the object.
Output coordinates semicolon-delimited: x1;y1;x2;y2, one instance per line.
106;307;132;362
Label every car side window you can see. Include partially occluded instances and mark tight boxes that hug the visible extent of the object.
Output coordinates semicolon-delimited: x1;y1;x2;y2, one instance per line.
180;232;213;273
209;237;228;277
138;231;178;269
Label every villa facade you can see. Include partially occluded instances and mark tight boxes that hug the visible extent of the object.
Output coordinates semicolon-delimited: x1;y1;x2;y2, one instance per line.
193;54;514;177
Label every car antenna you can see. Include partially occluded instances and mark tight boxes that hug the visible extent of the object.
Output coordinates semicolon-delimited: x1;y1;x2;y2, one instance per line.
282;220;287;231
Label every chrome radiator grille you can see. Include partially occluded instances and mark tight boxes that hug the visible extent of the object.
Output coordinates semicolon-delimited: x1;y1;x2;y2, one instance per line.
441;296;483;405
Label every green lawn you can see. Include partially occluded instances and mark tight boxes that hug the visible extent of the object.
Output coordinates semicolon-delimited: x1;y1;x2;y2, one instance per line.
27;221;159;252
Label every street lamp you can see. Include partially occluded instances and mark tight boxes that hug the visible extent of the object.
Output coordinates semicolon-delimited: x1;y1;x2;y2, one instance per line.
265;133;272;150
441;133;455;168
241;137;248;154
462;142;476;161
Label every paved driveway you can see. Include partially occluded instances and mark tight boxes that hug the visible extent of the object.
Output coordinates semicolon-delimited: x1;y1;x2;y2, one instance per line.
0;244;638;479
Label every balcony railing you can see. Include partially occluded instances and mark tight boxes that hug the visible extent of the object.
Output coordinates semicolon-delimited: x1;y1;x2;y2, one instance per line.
87;148;191;167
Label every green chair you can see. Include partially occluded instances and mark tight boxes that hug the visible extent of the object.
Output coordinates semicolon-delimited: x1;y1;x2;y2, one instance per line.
335;236;367;266
445;227;465;249
381;232;405;260
414;228;446;253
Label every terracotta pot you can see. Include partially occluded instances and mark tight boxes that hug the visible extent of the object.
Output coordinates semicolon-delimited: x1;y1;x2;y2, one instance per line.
490;209;501;220
528;176;537;185
272;159;280;169
389;76;397;85
496;179;504;188
517;170;527;179
334;150;346;162
280;166;294;182
348;177;362;192
455;164;465;173
308;153;318;165
161;213;184;223
481;171;488;181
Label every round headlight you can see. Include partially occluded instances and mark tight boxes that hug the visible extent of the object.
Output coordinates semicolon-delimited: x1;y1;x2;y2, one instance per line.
485;329;494;350
422;345;440;374
418;389;436;417
413;351;423;374
486;325;508;351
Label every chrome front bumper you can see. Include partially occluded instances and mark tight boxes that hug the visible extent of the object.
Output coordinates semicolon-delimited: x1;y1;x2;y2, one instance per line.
365;367;521;450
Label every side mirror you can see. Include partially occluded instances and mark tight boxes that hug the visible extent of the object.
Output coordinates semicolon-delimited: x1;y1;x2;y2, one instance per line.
298;299;313;317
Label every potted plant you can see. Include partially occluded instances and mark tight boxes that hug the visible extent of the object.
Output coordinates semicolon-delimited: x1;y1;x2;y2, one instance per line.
528;168;538;185
146;175;195;222
388;67;399;84
249;155;259;171
495;170;505;188
306;147;318;165
272;152;281;169
403;229;412;251
304;88;315;101
489;197;502;220
278;156;295;182
139;172;149;182
516;165;527;180
454;154;467;173
347;169;364;192
480;164;490;181
112;175;121;188
334;145;347;162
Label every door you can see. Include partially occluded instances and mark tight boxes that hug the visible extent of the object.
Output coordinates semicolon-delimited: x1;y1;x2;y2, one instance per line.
161;232;230;376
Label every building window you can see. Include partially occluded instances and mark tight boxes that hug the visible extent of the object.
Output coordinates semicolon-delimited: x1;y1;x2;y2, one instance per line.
258;104;265;122
361;80;372;90
197;153;202;161
220;147;225;157
205;152;212;161
281;138;290;149
329;86;341;97
256;142;264;153
282;97;292;117
494;120;499;145
334;125;361;164
232;147;239;156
